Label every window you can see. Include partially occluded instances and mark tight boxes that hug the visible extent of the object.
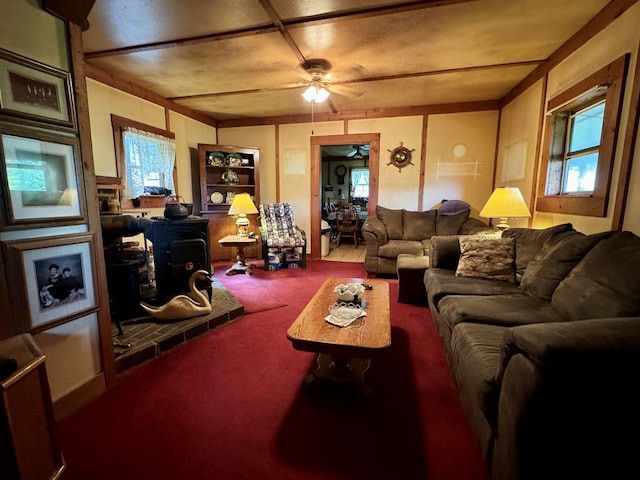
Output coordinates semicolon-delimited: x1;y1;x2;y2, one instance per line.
112;115;177;208
350;168;369;198
537;54;628;217
122;128;175;198
562;99;604;193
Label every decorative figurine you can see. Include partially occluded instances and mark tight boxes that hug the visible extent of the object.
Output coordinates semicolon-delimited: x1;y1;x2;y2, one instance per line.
140;270;212;321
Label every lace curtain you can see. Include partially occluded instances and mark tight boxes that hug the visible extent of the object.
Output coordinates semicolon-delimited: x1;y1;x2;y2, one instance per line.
351;168;369;198
122;127;176;200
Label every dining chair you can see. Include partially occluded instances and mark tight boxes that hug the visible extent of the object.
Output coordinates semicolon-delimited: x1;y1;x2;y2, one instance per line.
335;210;360;247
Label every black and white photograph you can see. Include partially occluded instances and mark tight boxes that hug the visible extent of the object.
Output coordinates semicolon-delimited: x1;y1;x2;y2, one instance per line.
0;125;84;228
0;48;75;128
2;234;98;332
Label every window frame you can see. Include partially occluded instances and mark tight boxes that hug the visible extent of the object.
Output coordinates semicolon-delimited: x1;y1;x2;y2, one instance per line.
111;114;177;209
537;54;629;217
350;167;370;199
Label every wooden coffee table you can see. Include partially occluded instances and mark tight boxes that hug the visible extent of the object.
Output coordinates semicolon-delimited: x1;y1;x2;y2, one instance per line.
286;277;391;394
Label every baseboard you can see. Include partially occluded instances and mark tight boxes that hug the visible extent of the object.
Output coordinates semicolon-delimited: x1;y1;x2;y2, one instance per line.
53;373;106;421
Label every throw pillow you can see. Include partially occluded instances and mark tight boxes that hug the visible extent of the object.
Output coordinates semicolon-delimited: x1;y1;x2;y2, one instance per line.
438;199;471;215
502;223;574;281
520;231;611;302
376;205;403;239
403;209;437;241
455;237;516;284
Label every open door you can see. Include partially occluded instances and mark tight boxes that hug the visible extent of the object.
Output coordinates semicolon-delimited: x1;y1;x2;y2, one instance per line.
310;133;380;260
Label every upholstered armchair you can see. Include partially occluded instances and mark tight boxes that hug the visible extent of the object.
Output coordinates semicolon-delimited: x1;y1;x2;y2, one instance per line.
259;203;307;269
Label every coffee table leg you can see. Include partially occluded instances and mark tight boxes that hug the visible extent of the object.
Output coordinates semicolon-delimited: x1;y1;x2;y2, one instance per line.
302;353;373;394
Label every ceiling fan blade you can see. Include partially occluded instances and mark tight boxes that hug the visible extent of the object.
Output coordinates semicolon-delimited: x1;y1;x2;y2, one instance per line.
329;84;363;99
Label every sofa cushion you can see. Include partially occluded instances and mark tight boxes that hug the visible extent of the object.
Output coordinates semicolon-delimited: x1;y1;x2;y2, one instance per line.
451;322;507;428
437;293;563;332
502;223;574;282
551;231;640;320
402;209;437;241
426;268;521;311
436;209;471;235
520;231;612;302
376;206;403;239
456;237;516;284
378;239;424;259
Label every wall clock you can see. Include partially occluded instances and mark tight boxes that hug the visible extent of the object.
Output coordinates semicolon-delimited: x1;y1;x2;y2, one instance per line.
388;142;415;172
335;165;347;184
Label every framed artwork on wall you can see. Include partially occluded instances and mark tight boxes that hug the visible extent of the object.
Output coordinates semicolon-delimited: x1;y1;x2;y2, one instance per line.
2;233;99;333
0;48;76;129
0;124;85;229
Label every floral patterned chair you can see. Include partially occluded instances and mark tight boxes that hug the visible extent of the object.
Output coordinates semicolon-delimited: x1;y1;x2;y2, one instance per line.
258;203;307;269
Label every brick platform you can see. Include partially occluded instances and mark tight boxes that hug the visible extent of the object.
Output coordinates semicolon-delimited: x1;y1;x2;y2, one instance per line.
112;278;243;373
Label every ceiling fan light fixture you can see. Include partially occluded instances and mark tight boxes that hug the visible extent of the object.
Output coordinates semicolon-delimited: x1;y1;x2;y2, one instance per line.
302;85;330;103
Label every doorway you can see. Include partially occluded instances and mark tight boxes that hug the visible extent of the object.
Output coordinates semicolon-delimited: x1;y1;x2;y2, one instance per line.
310;133;380;260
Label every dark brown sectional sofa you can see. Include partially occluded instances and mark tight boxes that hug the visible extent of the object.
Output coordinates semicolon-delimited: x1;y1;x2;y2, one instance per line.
425;224;640;480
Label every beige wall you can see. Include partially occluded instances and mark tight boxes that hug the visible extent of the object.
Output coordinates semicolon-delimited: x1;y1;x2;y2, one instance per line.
350;116;424;210
425;111;499;217
501;3;640;235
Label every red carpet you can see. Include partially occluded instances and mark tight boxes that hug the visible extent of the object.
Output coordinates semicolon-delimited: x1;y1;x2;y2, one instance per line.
56;260;488;480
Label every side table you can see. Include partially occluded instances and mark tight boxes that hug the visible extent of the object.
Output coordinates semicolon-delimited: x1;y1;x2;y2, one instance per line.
218;235;258;275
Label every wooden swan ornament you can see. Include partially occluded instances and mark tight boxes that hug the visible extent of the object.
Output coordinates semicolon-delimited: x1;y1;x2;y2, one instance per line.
140;270;212;321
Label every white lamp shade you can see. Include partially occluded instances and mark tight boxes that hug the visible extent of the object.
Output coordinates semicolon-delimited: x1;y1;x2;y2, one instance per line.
302;85;330;103
479;187;531;225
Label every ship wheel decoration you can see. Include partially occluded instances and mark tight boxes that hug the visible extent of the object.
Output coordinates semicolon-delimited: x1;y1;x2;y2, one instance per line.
387;142;415;172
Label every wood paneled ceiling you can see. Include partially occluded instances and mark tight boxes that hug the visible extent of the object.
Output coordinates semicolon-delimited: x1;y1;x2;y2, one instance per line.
82;0;614;124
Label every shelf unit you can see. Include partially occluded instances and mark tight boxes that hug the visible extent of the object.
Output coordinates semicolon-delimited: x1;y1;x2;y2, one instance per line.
197;144;260;262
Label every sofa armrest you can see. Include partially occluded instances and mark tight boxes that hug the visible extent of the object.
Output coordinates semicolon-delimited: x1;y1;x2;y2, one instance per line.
362;216;388;246
491;317;640;480
428;235;461;269
499;317;640;376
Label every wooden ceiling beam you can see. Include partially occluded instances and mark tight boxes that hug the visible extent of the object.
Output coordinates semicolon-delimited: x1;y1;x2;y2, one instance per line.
215;100;500;128
84;0;477;59
501;0;639;106
167;60;542;101
84;63;218;128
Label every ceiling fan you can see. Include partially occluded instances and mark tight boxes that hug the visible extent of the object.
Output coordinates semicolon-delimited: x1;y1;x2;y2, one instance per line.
300;58;362;103
348;145;368;159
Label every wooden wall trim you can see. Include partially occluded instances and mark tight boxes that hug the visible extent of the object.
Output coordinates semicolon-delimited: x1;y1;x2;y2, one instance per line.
501;0;639;107
84;62;218;128
418;115;428;211
69;24;116;388
611;30;640;229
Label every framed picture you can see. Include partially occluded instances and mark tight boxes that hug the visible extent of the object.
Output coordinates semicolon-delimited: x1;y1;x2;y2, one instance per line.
2;234;98;333
0;48;75;128
0;125;85;229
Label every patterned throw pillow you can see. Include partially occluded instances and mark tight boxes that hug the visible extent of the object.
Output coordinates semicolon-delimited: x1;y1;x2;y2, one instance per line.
455;237;516;284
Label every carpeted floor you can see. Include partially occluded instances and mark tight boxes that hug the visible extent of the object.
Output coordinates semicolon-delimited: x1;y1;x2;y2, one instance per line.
56;260;488;480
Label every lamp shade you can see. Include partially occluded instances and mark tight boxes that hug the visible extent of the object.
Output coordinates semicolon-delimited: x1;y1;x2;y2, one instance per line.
228;193;258;236
228;193;258;216
479;187;531;229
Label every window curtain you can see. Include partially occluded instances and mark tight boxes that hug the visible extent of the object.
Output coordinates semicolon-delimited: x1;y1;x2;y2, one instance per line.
351;168;369;197
122;127;176;199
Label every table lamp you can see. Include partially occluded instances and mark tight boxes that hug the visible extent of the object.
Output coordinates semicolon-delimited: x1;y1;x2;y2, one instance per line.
228;193;258;236
479;187;531;230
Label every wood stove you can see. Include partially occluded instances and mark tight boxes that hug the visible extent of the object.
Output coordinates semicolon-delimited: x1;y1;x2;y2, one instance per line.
145;216;211;300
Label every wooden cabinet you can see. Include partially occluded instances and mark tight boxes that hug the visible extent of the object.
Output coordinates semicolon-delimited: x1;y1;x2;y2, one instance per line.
197;144;260;262
0;334;64;480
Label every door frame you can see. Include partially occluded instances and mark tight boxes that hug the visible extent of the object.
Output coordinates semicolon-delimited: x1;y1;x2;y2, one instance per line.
310;133;380;260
